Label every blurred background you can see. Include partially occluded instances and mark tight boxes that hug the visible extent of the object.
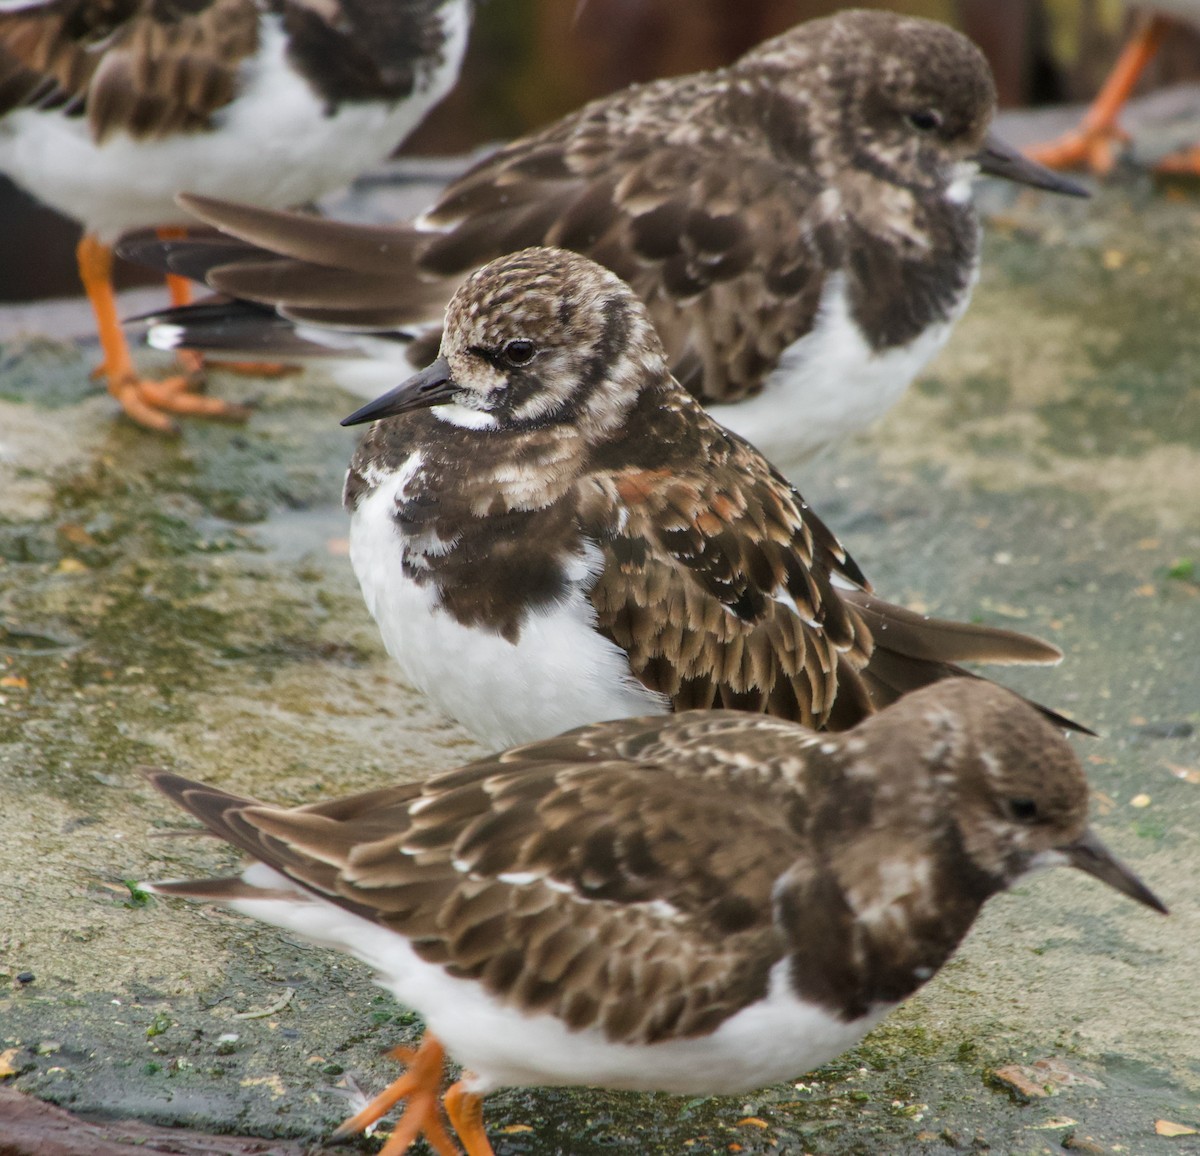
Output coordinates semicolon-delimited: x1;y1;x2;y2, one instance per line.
3;0;1199;302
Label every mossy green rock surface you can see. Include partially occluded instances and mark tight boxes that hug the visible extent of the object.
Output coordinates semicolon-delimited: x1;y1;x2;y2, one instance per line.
1;184;1197;1154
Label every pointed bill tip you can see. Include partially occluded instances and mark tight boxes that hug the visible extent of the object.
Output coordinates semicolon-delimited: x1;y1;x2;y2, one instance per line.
1068;828;1168;915
341;356;456;426
975;132;1091;199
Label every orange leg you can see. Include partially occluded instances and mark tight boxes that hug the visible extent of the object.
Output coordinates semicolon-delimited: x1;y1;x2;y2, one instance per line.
332;1034;460;1156
444;1080;495;1156
1026;15;1169;175
1156;144;1200;176
155;226;196;311
76;234;250;434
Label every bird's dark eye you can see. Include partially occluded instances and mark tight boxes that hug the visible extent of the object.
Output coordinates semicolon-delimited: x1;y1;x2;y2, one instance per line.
501;339;536;367
1007;798;1040;823
907;109;943;133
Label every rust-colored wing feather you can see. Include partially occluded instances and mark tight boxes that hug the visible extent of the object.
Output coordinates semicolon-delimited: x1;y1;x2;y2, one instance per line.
578;399;1067;730
584;412;872;726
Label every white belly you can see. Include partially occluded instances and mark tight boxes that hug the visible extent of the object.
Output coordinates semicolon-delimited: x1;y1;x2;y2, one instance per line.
0;5;469;240
711;270;975;468
349;463;667;749
227;867;888;1096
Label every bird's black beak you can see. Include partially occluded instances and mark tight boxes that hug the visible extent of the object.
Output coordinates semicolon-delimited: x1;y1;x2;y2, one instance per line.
1065;828;1167;914
341;357;457;426
973;132;1090;198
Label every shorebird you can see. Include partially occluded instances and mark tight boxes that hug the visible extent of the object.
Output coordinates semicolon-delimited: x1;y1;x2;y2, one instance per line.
0;0;472;432
147;680;1165;1156
338;246;1082;749
128;8;1085;461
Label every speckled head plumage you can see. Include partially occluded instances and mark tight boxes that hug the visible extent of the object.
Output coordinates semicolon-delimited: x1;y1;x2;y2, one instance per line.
744;9;997;193
342;247;670;433
137;7;1086;456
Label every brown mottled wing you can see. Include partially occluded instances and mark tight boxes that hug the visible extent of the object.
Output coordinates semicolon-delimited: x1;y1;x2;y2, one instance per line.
149;718;813;1044
580;398;1068;730
417;98;833;402
152;79;832;401
584;401;875;727
0;0;260;140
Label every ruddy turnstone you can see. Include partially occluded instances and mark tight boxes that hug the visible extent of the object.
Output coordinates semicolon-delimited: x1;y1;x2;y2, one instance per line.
1027;3;1200;176
0;0;471;433
338;246;1080;750
147;680;1166;1156
130;7;1086;463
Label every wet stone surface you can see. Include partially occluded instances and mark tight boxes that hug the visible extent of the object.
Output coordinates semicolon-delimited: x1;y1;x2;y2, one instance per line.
0;179;1198;1154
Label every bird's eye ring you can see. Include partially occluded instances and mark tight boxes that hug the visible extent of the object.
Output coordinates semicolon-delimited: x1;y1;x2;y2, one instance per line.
501;339;537;367
1006;797;1040;823
907;109;942;133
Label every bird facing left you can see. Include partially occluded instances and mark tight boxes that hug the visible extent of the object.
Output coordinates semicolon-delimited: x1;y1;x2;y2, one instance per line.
0;0;472;431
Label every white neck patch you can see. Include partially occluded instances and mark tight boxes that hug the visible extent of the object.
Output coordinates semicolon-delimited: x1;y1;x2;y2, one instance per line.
432;403;500;431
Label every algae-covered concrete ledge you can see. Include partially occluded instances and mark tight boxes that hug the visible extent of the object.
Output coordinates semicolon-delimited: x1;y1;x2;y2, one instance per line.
1;183;1198;1154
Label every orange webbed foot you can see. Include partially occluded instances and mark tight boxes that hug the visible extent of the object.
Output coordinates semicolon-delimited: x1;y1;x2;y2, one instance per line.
108;371;253;436
1025;125;1128;177
166;350;297;382
333;1034;460;1156
1024;15;1168;177
77;232;252;435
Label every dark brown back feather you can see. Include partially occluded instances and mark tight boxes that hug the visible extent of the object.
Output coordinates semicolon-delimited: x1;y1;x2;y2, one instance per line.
149;748;803;1043
0;0;260;139
149;683;1100;1038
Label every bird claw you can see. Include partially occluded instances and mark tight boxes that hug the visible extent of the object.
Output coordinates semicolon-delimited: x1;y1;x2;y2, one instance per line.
109;372;253;434
332;1036;460;1156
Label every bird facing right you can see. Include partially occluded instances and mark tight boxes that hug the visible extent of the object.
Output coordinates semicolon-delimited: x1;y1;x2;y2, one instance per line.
148;679;1166;1156
133;7;1086;464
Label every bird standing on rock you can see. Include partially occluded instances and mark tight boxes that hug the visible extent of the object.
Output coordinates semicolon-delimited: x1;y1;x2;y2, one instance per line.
1027;3;1200;176
132;7;1087;464
0;0;472;432
340;246;1081;751
147;680;1166;1156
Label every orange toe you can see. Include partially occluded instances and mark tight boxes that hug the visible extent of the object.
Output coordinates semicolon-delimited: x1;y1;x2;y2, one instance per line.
207;359;297;378
174;348;206;377
1155;145;1200;178
1024;15;1168;177
109;373;252;434
1026;128;1126;177
444;1080;495;1156
167;347;294;380
333;1035;459;1156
